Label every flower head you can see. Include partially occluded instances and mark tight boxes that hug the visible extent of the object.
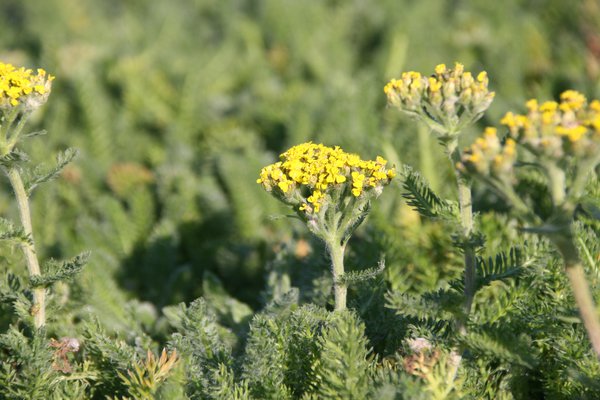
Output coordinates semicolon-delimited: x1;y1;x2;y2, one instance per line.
384;62;495;140
0;62;54;112
500;90;600;160
458;127;516;179
258;142;395;234
460;90;600;215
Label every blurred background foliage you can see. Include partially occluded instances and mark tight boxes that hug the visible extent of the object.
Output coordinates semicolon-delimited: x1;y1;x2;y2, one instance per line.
0;1;599;395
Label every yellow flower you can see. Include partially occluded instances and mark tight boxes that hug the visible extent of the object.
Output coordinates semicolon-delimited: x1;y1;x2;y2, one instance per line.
0;62;54;111
559;90;586;111
277;180;291;193
498;90;600;158
459;126;516;176
258;142;395;215
384;62;495;137
556;125;587;142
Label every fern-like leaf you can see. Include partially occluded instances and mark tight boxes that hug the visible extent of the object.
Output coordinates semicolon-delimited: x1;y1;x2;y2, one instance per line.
337;257;385;286
386;287;463;321
401;165;454;219
476;247;528;291
0;218;31;246
0;148;30;168
30;252;90;288
26;148;79;195
460;329;537;368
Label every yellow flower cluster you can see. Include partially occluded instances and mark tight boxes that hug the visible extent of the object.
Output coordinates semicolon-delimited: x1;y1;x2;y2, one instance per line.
257;142;395;214
460;90;600;184
458;127;516;177
499;90;600;159
384;63;495;135
0;62;54;111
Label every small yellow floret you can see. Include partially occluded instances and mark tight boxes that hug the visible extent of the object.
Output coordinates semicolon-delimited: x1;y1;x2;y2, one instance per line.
278;180;290;193
539;101;558;113
500;112;518;128
525;99;538;112
559;90;586;111
484;127;497;137
435;64;447;75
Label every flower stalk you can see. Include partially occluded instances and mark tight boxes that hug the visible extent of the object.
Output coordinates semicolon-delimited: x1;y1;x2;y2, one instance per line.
5;166;46;328
554;231;600;357
326;236;347;311
447;142;477;325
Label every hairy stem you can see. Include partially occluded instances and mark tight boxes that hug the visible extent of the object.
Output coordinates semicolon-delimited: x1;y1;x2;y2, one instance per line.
5;167;45;328
447;142;477;333
457;177;476;317
327;237;347;311
555;237;600;359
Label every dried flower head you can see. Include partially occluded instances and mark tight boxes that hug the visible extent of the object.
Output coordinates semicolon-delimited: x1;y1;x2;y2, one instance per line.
0;62;54;112
384;62;495;140
49;337;80;373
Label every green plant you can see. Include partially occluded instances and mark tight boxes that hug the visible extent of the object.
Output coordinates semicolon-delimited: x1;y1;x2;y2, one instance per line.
385;63;494;335
257;142;395;310
0;62;85;329
460;90;600;358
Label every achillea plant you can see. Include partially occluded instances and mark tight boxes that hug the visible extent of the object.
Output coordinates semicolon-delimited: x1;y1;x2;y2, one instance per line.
257;142;395;310
0;62;55;328
459;90;600;358
0;61;85;328
385;63;495;331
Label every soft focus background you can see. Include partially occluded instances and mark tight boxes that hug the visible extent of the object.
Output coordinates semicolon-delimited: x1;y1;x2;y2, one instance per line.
0;0;599;336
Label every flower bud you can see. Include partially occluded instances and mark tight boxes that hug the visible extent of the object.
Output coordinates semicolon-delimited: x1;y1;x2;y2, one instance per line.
385;62;495;139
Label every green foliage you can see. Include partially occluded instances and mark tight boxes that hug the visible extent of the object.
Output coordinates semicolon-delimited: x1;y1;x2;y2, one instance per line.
24;148;78;195
337;257;386;286
475;247;526;290
400;165;456;220
0;218;31;246
30;252;89;287
307;311;372;399
167;297;235;398
0;327;54;399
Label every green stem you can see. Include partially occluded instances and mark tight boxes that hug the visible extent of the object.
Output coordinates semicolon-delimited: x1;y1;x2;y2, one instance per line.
0;108;21;155
447;141;477;333
457;177;476;316
545;161;566;207
6;112;31;151
554;236;600;359
326;236;347;311
418;123;439;193
5;167;45;328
